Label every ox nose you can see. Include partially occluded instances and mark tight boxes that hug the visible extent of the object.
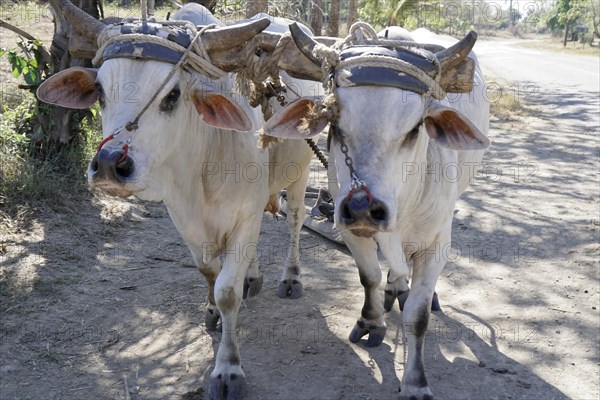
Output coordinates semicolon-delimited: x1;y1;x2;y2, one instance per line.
340;190;389;228
89;149;134;182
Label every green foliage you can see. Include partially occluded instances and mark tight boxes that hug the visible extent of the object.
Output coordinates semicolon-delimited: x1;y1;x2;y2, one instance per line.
0;39;99;218
547;0;589;32
0;100;100;218
213;0;247;21
1;39;49;93
357;0;420;29
212;0;310;22
356;0;476;34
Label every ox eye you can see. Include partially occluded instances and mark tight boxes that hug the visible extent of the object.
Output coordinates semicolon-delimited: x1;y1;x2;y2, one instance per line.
96;83;105;108
402;120;423;147
160;87;180;112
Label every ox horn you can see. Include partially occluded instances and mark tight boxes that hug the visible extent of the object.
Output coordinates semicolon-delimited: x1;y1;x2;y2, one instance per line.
201;18;271;52
199;17;272;72
250;23;337;81
47;0;107;43
435;30;477;70
289;23;323;67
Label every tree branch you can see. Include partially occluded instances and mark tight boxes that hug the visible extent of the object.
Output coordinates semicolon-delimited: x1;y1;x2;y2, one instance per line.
0;19;38;41
0;19;53;66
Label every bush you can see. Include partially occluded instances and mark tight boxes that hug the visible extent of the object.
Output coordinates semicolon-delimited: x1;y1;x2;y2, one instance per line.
0;98;100;221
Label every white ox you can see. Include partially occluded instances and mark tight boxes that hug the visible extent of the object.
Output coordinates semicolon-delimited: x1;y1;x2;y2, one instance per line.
263;25;490;399
38;2;319;399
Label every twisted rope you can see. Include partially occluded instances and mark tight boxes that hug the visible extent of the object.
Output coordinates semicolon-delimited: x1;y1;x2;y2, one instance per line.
344;21;379;46
237;33;292;117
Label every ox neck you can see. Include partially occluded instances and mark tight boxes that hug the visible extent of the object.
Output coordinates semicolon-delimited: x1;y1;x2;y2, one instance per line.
162;114;263;207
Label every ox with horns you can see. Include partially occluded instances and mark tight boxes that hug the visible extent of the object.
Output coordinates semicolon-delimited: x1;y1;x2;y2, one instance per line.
262;23;490;399
37;1;321;398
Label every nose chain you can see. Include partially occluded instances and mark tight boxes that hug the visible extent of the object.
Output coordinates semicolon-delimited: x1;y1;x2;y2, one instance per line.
330;124;372;204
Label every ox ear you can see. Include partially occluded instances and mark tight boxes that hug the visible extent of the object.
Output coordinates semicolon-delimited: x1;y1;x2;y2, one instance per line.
36;67;98;109
424;104;489;150
262;97;329;139
192;89;252;132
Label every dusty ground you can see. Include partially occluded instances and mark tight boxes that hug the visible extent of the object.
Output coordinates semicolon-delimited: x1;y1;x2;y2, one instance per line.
1;5;599;400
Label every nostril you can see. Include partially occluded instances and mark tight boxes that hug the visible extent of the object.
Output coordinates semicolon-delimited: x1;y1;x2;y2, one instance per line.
115;157;134;178
370;203;388;223
90;158;99;173
341;200;353;221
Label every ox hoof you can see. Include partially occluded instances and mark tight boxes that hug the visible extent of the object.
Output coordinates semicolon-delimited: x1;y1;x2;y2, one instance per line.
243;275;263;299
205;307;221;332
391;290;441;312
399;394;434;400
431;292;441;312
208;372;247;400
277;279;304;299
349;320;386;347
384;289;409;312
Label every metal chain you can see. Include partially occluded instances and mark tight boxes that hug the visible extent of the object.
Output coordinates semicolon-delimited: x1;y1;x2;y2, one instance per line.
306;138;328;169
331;124;365;191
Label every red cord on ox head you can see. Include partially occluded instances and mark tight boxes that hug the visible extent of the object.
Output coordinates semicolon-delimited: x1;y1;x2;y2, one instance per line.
96;132;129;164
96;133;115;153
118;143;129;164
344;183;373;205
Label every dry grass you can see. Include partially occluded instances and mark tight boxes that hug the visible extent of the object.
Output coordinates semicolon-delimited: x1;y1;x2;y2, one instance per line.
0;2;113;232
481;66;533;122
512;34;600;57
488;88;530;121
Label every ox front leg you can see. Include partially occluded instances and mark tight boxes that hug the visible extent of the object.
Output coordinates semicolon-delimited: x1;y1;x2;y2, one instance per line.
344;235;387;347
380;235;441;313
384;272;441;312
278;169;310;299
208;234;256;400
399;240;447;400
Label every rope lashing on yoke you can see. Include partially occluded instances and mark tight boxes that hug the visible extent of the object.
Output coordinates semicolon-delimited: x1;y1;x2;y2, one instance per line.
242;32;330;170
237;33;292;120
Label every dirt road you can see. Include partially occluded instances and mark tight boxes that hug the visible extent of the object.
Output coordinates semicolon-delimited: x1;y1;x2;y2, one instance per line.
475;39;599;90
1;39;599;400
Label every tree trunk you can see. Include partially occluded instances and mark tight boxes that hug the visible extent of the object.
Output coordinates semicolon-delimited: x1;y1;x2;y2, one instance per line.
310;0;323;35
347;0;357;31
328;0;340;37
78;0;100;19
590;1;600;41
45;1;97;143
246;0;269;18
563;22;570;47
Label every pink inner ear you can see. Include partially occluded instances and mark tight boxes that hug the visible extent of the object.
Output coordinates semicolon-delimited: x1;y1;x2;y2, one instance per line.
424;109;489;151
263;97;327;139
192;91;252;132
37;67;98;109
